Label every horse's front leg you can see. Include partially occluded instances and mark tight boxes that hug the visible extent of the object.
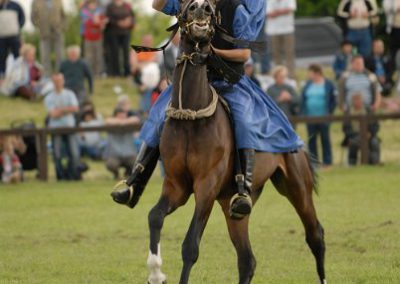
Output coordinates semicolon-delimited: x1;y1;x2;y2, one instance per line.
148;179;190;284
179;179;218;284
219;198;256;284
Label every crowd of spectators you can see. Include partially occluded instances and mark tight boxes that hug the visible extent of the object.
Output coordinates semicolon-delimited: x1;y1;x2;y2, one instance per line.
2;0;400;184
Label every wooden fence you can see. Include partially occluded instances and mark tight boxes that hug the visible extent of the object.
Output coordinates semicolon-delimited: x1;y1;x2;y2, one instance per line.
1;113;399;181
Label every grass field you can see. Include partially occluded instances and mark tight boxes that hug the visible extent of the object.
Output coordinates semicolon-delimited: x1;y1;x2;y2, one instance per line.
1;165;399;283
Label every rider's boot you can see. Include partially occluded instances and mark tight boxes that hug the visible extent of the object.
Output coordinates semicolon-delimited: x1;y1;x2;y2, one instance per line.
229;149;255;219
111;143;160;208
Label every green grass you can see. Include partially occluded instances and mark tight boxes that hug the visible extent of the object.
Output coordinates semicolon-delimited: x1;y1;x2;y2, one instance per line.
1;165;400;283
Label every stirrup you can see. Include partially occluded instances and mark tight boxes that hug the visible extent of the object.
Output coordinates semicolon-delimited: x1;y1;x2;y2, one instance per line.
112;180;135;205
229;193;253;219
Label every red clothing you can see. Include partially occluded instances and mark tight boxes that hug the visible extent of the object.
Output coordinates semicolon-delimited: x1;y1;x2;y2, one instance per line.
29;64;41;83
151;90;161;106
84;15;105;41
0;153;21;167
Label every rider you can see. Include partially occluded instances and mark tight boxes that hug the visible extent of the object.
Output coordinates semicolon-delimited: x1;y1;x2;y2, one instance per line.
111;0;303;217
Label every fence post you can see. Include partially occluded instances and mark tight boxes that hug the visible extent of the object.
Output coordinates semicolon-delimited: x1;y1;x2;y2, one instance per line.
359;116;369;165
37;129;48;181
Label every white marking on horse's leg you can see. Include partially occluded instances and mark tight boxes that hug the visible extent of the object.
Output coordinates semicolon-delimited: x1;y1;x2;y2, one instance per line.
316;278;327;284
147;243;167;284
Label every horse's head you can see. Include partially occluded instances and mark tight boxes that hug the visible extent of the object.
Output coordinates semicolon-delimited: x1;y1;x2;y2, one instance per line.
178;0;217;45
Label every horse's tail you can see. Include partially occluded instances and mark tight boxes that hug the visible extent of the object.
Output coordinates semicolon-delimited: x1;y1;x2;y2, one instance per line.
304;150;319;195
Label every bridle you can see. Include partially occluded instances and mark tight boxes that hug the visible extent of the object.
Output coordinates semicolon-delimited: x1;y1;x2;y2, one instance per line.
177;0;217;42
175;0;217;66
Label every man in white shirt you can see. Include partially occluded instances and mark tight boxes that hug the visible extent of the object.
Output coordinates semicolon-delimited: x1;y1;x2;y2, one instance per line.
266;0;297;78
45;73;81;180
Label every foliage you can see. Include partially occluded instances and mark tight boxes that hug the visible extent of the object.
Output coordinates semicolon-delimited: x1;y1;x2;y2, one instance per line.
296;0;340;17
0;165;400;283
131;12;173;46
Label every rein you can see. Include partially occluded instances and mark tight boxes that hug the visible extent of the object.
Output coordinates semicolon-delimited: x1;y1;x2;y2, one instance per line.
166;50;219;121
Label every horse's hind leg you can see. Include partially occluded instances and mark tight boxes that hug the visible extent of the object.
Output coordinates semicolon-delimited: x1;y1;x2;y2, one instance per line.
219;198;256;284
147;179;190;284
179;179;218;284
271;152;326;284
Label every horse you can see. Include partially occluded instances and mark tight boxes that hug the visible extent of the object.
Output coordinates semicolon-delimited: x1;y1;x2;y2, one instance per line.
145;1;326;283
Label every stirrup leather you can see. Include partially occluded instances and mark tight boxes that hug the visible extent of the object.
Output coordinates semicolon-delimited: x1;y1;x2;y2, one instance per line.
112;180;135;205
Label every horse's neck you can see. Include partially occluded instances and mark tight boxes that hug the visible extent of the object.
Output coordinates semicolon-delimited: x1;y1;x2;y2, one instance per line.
171;43;211;111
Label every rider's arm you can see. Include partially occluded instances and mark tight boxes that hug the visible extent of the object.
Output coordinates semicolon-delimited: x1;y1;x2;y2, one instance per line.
152;0;180;15
152;0;168;11
212;48;251;63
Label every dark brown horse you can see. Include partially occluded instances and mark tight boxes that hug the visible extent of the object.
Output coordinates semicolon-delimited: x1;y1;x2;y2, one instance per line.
145;1;326;284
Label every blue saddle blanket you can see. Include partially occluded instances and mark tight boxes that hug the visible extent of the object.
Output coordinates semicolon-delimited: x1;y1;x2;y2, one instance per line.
140;75;304;153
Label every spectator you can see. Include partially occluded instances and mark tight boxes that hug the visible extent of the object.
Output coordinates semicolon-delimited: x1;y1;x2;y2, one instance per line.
44;73;81;180
251;20;271;75
104;106;140;179
0;0;25;79
337;0;378;57
266;0;297;78
0;44;50;100
338;55;382;112
151;78;168;107
60;46;93;107
339;56;382;165
332;40;354;80
31;0;66;76
105;0;135;77
79;108;105;160
138;63;161;114
81;0;107;76
364;39;393;95
301;64;337;167
267;65;299;117
384;0;400;77
343;93;380;165
131;35;157;73
115;94;138;117
244;59;261;87
0;136;23;184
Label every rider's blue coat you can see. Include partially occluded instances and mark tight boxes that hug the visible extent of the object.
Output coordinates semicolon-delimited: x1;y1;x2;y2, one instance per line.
140;0;303;152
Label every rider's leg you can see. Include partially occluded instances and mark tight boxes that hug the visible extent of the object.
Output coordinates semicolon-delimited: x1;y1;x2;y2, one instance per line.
230;148;255;219
111;143;160;208
111;86;172;208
